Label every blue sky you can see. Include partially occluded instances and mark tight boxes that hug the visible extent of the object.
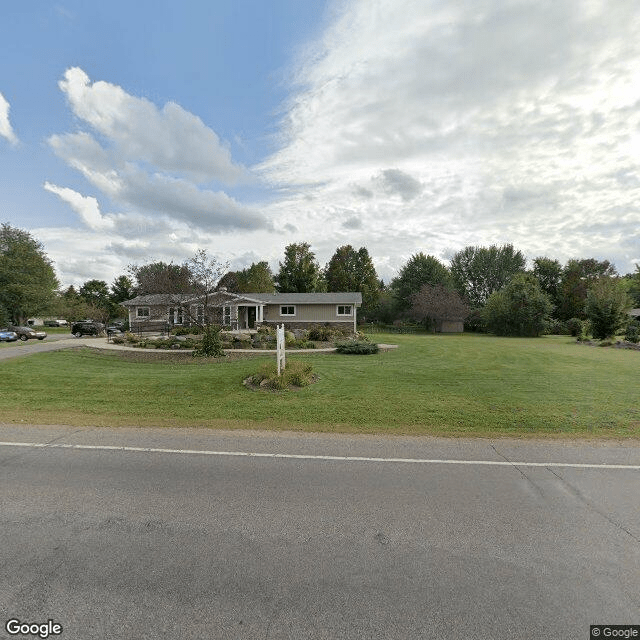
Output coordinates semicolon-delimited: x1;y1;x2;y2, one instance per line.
1;0;639;287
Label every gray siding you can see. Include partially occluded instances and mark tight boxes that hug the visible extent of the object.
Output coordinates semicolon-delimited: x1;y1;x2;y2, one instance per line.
263;303;354;323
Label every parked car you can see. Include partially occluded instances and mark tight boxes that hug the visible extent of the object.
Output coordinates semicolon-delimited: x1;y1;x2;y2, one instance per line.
44;319;68;327
106;325;124;336
71;321;105;337
8;326;47;341
0;329;19;342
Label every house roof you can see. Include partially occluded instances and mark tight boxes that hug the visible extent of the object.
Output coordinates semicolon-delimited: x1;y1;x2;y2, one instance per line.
122;291;363;306
246;292;362;305
121;291;264;307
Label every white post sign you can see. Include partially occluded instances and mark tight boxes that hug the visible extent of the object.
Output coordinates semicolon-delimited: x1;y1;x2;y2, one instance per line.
276;323;286;375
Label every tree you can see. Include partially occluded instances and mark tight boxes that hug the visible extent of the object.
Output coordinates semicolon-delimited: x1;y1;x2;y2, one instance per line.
276;243;322;293
0;223;59;324
110;275;135;303
623;265;640;307
410;284;470;330
185;249;229;326
391;253;452;311
236;261;275;293
217;271;241;291
532;257;562;312
79;279;115;323
557;258;617;321
482;273;552;337
450;244;526;308
584;276;631;340
325;245;381;313
128;261;194;295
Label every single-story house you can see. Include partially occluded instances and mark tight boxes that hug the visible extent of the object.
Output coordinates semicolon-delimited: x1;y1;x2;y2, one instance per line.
121;289;362;333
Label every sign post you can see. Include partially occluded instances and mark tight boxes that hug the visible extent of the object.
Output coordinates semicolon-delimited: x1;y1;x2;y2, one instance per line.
276;323;286;375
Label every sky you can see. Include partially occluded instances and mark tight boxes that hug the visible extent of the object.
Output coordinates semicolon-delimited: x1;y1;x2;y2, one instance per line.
1;0;639;289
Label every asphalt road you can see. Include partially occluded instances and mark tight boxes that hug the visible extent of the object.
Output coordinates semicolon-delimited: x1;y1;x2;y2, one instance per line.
0;425;638;639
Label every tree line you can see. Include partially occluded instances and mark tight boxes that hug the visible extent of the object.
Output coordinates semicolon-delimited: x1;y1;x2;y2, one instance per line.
2;222;639;339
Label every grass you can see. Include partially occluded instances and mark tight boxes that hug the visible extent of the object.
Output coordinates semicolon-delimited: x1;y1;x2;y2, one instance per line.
1;333;639;438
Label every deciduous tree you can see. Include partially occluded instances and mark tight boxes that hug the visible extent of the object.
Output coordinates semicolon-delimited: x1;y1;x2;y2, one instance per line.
0;223;59;324
325;245;380;312
585;276;631;340
276;243;322;293
450;244;526;308
557;258;617;321
128;261;194;295
391;253;451;311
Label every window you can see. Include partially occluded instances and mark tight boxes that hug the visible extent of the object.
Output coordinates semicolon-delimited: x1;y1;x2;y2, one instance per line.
280;305;296;316
168;307;183;325
223;306;231;325
136;307;150;318
337;305;352;316
195;305;204;324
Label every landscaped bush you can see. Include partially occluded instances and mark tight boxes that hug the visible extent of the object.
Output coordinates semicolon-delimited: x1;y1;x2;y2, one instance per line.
124;331;138;344
624;319;640;343
294;339;316;349
172;326;203;336
285;330;296;346
335;339;379;354
111;335;125;344
250;359;314;390
308;325;340;341
192;325;224;357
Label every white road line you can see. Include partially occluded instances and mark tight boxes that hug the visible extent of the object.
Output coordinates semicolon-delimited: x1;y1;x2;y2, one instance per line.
0;441;639;470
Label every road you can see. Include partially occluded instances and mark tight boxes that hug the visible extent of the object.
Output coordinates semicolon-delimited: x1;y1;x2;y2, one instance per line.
1;424;639;639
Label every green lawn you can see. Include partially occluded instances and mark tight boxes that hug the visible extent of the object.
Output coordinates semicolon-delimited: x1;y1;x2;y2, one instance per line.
2;333;639;438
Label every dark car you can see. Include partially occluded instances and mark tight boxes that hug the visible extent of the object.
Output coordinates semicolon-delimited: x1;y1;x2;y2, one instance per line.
8;326;47;341
71;321;105;337
0;329;19;342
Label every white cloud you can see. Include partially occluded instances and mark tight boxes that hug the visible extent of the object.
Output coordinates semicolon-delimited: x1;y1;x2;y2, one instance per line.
49;68;272;235
258;0;640;277
58;67;246;184
0;92;18;145
44;182;115;231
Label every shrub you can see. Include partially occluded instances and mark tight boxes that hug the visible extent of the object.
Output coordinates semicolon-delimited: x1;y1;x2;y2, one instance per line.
566;317;583;337
544;319;570;335
624;319;640;343
111;335;125;344
483;274;552;337
294;340;316;349
257;325;275;336
250;359;314;390
585;277;633;340
308;325;340;341
124;331;138;344
335;339;379;354
173;326;196;336
284;330;296;346
464;308;485;333
192;324;224;357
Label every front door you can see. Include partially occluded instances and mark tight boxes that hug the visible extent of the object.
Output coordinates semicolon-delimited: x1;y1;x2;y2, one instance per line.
248;306;256;329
